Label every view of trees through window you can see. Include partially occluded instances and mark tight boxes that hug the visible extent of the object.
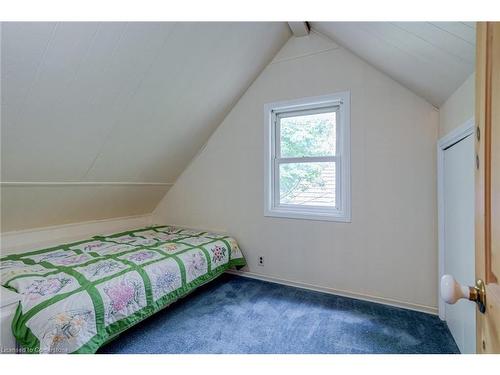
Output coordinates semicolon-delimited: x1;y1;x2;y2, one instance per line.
278;111;337;207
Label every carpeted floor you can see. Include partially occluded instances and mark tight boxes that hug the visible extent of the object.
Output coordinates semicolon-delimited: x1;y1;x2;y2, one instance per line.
99;274;459;354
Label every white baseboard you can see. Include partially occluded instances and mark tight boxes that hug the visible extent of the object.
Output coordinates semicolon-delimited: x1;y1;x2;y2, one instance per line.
226;269;438;315
0;214;153;256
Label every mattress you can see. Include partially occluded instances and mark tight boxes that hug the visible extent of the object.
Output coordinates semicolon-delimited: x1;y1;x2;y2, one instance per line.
0;225;246;353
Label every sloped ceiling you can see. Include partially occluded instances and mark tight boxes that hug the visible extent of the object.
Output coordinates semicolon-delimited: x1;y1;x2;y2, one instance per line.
311;22;475;106
1;21;476;232
1;22;291;231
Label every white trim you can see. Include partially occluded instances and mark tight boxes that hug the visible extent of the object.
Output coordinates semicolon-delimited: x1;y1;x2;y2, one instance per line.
226;269;438;315
0;181;173;186
438;118;475;150
437;117;475;320
263;91;351;223
277;156;337;164
0;214;153;256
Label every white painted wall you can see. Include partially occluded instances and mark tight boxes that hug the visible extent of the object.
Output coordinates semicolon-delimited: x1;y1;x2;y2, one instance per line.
439;73;475;137
0;214;152;256
153;31;440;311
1;184;168;232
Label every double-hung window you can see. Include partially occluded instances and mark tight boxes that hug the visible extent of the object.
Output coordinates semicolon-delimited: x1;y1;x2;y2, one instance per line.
264;92;351;222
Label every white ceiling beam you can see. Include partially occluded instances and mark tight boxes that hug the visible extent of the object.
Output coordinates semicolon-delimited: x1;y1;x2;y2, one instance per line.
288;22;310;37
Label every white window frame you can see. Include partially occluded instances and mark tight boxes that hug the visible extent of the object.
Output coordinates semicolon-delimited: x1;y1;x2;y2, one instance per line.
264;91;351;222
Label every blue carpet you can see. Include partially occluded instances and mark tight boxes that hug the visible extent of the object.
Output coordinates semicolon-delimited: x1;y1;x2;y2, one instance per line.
99;274;459;354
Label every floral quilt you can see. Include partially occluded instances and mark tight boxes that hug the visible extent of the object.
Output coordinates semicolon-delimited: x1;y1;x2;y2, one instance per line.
0;226;246;353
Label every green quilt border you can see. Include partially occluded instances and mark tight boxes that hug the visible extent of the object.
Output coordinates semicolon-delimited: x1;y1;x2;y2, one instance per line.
13;258;245;354
3;225;245;354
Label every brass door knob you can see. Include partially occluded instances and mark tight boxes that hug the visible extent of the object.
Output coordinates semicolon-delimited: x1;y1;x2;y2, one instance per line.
440;274;486;313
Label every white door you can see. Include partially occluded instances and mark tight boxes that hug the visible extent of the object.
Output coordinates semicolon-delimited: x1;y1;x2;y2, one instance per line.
443;133;476;353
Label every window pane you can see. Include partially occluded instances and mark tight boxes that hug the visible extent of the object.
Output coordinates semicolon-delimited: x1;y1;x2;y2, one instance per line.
279;162;336;207
279;111;336;157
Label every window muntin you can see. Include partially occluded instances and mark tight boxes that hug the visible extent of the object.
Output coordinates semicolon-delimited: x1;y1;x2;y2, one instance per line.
265;92;351;222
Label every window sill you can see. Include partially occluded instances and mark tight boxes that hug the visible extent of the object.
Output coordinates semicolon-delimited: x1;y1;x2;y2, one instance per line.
264;208;351;223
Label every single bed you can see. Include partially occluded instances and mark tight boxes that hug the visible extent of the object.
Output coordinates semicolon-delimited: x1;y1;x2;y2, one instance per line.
0;225;246;353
